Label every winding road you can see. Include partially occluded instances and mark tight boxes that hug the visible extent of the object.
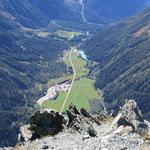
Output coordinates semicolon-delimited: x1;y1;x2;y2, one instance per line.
60;49;76;113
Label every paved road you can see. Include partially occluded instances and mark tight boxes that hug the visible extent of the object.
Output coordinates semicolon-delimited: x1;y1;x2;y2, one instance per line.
60;49;76;113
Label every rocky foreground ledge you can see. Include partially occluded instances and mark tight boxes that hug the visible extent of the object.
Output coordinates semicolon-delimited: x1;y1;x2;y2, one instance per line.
2;100;150;150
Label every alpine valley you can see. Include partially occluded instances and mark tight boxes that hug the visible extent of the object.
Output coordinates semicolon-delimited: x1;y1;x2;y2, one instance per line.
0;0;150;149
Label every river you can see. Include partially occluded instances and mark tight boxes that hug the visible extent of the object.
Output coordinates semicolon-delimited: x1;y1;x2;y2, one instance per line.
79;0;102;26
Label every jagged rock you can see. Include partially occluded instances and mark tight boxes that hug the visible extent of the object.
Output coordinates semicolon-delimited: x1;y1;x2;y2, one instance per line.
88;126;97;137
82;134;90;140
18;109;65;143
80;108;91;118
69;104;80;115
97;114;109;122
42;145;49;149
67;113;84;131
29;109;65;137
80;108;101;125
66;105;100;137
18;125;34;142
13;102;150;150
66;109;77;125
118;100;148;135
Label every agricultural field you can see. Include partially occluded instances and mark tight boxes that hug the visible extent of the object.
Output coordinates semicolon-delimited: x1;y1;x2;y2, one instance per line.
36;31;50;37
36;30;83;40
63;48;89;78
42;48;101;112
55;30;82;40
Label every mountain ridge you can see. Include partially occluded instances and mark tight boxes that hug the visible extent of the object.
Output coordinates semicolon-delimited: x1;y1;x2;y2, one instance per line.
5;100;150;150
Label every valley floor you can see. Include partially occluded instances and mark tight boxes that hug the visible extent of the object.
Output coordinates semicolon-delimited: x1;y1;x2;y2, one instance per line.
40;47;102;112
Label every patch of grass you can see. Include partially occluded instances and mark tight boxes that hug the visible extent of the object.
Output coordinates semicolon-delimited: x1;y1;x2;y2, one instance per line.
36;31;50;37
71;48;89;78
63;77;100;111
55;30;82;40
42;92;66;111
63;52;71;66
36;30;83;40
42;77;100;111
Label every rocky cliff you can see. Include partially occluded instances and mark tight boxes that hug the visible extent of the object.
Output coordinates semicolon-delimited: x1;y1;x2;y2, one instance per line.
2;100;150;150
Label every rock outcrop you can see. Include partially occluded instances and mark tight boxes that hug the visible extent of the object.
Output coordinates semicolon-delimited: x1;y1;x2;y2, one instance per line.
0;147;13;150
118;100;148;135
12;100;150;150
66;104;100;136
18;109;65;142
18;125;34;142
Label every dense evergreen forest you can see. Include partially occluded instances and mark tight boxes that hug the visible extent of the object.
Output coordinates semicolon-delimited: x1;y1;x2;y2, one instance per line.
0;3;69;146
82;8;150;119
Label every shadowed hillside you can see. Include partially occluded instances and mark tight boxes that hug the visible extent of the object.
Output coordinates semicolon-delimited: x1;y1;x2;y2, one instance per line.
82;8;150;119
0;0;49;28
84;0;149;24
0;7;69;146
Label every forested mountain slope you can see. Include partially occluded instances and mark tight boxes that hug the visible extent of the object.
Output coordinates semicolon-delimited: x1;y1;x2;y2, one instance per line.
29;0;82;23
0;9;68;147
82;8;150;119
84;0;149;24
0;0;149;27
0;0;49;28
29;0;149;25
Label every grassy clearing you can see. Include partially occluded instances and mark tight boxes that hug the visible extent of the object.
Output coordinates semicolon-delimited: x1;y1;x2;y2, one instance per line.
63;52;71;66
36;30;82;40
71;48;89;78
55;30;82;40
42;92;66;111
62;77;100;110
42;48;101;112
36;32;50;37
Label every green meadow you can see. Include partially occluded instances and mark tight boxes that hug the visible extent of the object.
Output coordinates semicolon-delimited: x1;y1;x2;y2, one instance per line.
42;48;101;112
